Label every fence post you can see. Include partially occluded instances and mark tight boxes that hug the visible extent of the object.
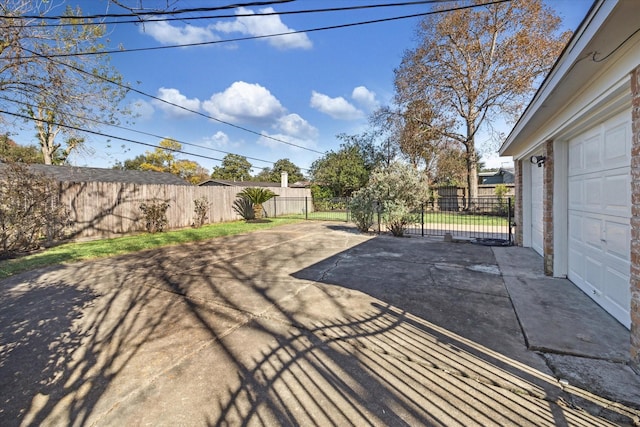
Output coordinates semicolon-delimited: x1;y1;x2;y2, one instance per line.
421;203;425;237
274;197;277;218
305;197;308;220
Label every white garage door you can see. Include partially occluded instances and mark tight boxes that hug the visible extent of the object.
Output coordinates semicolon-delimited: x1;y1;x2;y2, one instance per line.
567;110;631;328
530;160;544;256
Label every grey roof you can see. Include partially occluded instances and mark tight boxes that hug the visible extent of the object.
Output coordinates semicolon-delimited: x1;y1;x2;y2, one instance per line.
198;179;280;187
0;163;191;186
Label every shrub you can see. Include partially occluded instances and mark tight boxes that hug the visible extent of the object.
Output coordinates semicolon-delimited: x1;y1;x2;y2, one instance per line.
365;162;430;237
233;196;255;220
193;197;209;228
140;200;170;233
0;163;69;255
349;188;375;232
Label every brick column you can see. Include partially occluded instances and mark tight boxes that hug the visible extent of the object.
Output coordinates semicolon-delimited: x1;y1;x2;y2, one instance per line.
543;140;554;276
630;65;640;368
514;159;523;246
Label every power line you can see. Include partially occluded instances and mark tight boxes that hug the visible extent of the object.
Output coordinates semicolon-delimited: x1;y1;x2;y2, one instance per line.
1;1;460;28
17;1;510;58
2;1;297;20
0;108;229;165
0;95;296;169
18;45;326;156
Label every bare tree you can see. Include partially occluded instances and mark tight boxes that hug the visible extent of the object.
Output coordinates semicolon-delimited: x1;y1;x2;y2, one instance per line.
1;2;130;164
394;0;571;199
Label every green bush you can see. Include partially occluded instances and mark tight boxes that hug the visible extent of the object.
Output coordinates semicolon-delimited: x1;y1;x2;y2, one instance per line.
349;188;375;232
140;200;170;233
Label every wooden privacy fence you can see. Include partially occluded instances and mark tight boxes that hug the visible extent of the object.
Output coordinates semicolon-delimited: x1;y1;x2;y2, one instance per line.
58;181;311;240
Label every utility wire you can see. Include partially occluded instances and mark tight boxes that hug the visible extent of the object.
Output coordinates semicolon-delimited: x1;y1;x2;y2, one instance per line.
0;95;296;169
0;108;233;166
17;0;511;58
1;0;460;28
2;1;297;20
17;46;326;155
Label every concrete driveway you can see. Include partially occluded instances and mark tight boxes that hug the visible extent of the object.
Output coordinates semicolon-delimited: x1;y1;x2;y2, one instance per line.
0;222;638;426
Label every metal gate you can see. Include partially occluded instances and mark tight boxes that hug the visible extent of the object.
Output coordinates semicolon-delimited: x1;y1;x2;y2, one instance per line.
267;196;513;244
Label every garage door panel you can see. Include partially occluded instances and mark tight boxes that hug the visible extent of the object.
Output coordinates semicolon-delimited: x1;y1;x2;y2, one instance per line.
584;177;602;209
604;123;629;165
603;171;630;214
584;135;602;170
606;268;631;309
605;220;630;261
585;255;604;290
568;178;583;209
582;217;602;250
569;143;583;173
567;109;631;328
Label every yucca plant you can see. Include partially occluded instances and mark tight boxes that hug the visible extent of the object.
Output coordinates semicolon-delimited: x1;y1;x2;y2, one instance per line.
237;187;277;220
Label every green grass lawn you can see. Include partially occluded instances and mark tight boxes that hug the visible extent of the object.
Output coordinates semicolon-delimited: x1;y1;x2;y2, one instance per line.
0;218;302;280
279;210;508;226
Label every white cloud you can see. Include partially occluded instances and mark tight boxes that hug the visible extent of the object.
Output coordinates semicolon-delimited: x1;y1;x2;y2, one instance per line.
213;7;312;50
351;86;379;111
309;91;364;120
143;21;220;45
276;114;318;140
152;88;201;117
202;81;285;123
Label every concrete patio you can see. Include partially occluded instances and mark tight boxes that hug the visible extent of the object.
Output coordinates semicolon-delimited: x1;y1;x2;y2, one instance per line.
0;222;638;426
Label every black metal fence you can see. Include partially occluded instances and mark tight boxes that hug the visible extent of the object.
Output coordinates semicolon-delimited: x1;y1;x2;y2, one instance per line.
268;196;513;243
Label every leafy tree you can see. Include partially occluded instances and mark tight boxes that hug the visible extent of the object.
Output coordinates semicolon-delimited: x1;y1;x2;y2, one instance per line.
272;158;304;184
310;135;388;198
211;154;253;182
0;135;43;164
252;159;305;183
114;138;209;184
432;147;468;187
310;145;367;198
1;3;131;164
394;0;570;199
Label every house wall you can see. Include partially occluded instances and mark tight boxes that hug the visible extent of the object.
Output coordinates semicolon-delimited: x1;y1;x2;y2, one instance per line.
543;140;554;275
58;181;311;241
514;160;523;246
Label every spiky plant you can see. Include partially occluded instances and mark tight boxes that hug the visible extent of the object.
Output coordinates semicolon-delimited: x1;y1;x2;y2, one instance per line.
236;187;277;220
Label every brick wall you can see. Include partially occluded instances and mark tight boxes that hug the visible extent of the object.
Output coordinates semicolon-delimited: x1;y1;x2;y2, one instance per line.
514;160;523;246
543;140;554;276
631;65;640;368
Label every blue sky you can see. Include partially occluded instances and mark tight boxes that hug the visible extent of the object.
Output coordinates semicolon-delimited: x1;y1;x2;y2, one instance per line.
16;0;594;175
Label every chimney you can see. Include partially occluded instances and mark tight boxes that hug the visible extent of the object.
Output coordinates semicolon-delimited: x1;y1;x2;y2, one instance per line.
280;171;288;188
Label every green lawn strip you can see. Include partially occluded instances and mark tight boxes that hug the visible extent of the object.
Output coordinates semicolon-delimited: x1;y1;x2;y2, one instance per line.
0;218;301;280
421;212;509;226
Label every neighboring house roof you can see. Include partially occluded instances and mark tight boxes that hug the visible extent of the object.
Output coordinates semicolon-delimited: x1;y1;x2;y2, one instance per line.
0;163;191;185
290;180;311;188
500;0;637;157
198;179;281;187
479;168;515;185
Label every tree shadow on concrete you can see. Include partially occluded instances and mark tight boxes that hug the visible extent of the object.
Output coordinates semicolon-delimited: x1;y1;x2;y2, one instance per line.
0;224;634;425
